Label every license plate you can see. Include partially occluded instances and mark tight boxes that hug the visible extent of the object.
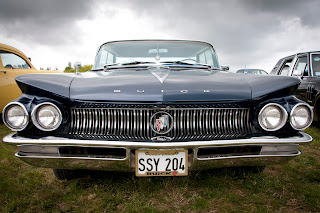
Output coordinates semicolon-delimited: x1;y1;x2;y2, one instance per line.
135;150;188;177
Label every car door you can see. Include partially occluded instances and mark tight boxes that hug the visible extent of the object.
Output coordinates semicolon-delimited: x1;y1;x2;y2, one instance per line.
290;54;311;103
309;52;320;106
0;51;33;112
0;50;14;112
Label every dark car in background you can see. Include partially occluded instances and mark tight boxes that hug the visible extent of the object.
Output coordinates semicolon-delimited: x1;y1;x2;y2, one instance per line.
236;69;268;75
270;51;320;122
2;40;313;179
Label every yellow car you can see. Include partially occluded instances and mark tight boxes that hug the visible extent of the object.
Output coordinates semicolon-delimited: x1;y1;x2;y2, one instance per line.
0;43;61;112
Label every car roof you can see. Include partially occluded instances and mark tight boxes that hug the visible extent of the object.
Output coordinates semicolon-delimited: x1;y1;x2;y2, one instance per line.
237;69;265;71
0;43;28;57
102;39;213;46
279;51;320;60
98;39;216;53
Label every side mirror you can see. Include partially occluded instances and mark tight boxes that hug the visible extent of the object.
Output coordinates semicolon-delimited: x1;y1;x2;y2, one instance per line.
292;69;302;76
74;61;82;73
221;66;229;71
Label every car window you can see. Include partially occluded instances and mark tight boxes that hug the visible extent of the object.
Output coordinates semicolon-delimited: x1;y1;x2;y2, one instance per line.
270;59;283;74
0;51;30;69
199;52;206;64
311;54;320;76
279;58;293;76
260;70;268;75
293;56;308;76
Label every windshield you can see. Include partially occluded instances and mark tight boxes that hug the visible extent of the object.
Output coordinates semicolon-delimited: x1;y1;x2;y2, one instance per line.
93;40;220;70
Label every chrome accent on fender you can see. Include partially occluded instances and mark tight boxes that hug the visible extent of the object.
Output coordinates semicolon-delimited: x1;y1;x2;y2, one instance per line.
70;108;253;141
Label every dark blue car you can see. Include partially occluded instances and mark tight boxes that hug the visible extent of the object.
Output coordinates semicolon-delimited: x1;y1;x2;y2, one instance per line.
2;40;313;179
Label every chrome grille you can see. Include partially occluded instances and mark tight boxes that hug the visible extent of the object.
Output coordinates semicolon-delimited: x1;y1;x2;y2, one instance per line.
70;108;254;141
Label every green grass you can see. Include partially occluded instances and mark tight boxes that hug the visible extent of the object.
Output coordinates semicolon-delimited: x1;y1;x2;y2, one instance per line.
1;123;320;212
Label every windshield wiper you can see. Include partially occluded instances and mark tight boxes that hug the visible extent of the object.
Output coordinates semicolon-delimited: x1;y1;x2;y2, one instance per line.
160;61;212;69
104;61;155;69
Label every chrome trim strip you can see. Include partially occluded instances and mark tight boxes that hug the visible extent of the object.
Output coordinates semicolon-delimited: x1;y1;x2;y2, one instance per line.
15;149;301;161
11;142;305;172
3;132;312;147
196;151;301;161
14;152;298;172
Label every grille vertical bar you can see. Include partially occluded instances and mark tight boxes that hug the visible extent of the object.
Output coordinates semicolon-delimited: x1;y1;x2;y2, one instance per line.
70;108;253;140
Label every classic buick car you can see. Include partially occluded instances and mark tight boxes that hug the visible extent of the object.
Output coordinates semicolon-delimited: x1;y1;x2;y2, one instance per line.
0;43;61;113
2;40;313;179
270;51;320;122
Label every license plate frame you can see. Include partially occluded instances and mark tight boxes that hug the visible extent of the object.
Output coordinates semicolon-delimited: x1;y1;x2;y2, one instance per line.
135;149;188;177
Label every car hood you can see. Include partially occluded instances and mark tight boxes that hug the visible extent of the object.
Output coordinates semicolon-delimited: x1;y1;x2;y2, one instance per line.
69;69;300;102
15;69;300;103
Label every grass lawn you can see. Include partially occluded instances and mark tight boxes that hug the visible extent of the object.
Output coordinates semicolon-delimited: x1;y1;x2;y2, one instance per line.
1;122;320;213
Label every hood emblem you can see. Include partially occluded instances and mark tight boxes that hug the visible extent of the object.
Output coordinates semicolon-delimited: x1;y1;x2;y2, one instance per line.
149;66;170;83
150;111;173;134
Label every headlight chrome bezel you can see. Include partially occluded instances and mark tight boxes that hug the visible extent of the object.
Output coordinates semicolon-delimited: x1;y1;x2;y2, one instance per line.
290;103;313;130
31;102;62;131
2;102;29;131
258;103;288;131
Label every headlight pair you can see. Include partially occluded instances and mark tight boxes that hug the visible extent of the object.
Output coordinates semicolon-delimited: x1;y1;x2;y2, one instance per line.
258;103;312;131
3;102;62;131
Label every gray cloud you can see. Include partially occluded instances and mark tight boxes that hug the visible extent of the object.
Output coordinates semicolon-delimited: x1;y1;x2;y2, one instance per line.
1;0;320;71
118;0;320;70
0;0;101;45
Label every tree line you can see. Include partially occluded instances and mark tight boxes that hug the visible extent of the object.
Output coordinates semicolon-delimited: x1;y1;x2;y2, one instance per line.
64;62;93;73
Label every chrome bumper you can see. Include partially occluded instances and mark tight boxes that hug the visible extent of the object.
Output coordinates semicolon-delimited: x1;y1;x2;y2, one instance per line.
2;133;313;172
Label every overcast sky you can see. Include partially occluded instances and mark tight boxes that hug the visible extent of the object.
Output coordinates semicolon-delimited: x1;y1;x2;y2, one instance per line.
1;0;320;72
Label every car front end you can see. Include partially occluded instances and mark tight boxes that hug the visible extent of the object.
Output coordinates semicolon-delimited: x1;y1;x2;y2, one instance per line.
2;40;313;178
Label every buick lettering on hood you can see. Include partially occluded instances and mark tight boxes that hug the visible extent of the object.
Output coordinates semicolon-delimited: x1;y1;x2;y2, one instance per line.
2;40;313;179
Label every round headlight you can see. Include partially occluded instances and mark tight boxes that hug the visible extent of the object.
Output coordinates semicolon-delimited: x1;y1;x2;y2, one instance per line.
290;103;313;130
31;102;62;131
258;103;288;131
3;102;29;131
